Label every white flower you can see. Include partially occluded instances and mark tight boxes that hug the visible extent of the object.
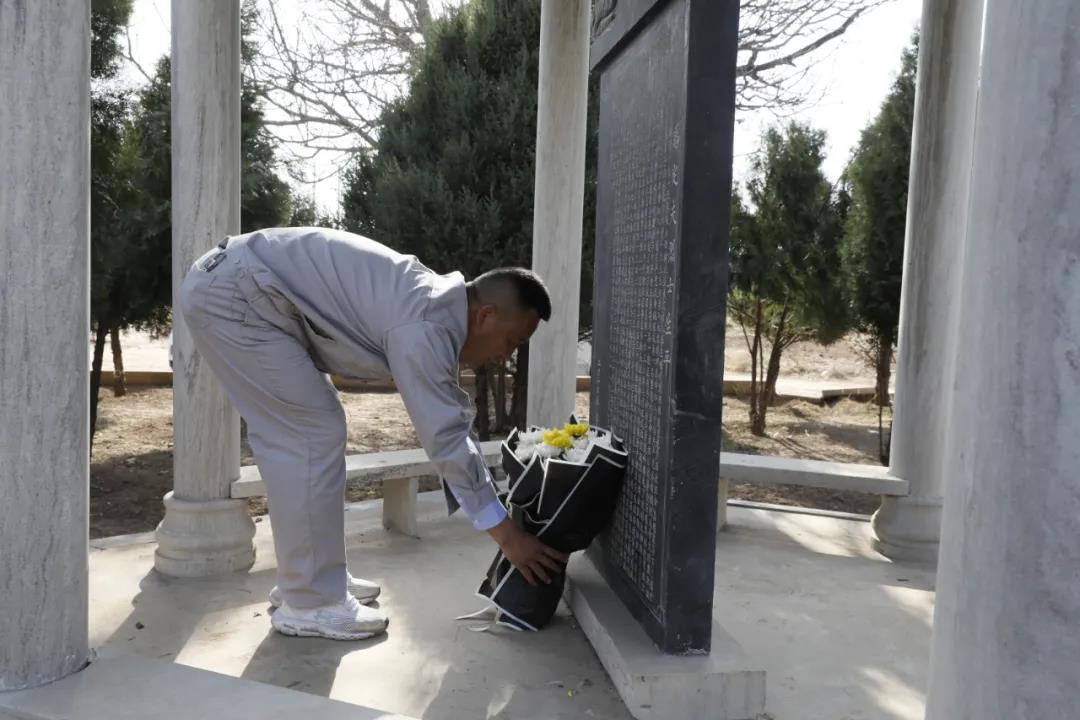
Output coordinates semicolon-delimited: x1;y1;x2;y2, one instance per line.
513;430;549;462
519;430;546;444
563;430;616;465
535;443;563;460
566;447;589;464
512;425;617;465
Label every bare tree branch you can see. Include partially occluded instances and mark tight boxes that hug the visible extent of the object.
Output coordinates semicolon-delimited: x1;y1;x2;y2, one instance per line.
123;25;155;84
735;0;894;113
738;6;872;76
243;0;438;180
249;0;893;180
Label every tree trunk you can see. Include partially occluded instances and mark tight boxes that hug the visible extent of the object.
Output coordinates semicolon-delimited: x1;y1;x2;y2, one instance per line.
755;339;784;435
748;297;764;431
474;365;491;440
510;344;529;430
90;322;109;451
875;336;893;465
494;360;507;432
753;301;790;436
874;338;892;408
110;327;127;397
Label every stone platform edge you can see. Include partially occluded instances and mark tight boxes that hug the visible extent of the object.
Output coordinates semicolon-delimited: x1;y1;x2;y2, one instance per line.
0;654;416;720
564;556;766;720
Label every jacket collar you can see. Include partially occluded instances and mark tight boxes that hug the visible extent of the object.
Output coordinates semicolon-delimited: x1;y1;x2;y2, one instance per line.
427;271;469;355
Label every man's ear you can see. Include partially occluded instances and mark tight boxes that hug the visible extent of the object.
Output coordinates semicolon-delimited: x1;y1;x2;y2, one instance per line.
475;302;498;326
468;302;490;323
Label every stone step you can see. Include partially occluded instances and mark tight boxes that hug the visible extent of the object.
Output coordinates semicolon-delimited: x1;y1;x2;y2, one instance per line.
0;655;416;720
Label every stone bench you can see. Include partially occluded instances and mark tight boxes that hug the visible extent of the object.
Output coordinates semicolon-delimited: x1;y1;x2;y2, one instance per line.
230;441;503;537
717;452;908;526
230;446;907;535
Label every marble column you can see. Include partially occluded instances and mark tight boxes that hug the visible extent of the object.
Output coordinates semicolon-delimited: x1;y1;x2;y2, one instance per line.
526;0;591;428
0;0;90;690
871;0;984;563
926;2;1080;716
155;0;255;577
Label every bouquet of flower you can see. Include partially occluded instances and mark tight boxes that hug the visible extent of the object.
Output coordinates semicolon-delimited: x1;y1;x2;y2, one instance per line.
512;421;612;464
458;415;627;632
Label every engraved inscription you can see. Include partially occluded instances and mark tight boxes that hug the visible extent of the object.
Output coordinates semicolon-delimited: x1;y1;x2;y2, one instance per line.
599;40;682;609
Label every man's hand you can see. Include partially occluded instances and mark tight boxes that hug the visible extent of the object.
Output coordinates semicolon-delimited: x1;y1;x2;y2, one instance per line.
487;517;569;586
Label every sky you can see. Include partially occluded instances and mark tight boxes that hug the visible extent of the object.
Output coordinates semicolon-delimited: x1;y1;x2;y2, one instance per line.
125;0;923;212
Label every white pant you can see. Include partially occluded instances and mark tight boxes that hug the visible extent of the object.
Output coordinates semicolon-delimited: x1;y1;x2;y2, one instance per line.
179;247;348;608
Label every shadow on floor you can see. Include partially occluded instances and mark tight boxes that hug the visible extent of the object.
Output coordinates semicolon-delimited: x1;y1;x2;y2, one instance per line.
241;622;389;698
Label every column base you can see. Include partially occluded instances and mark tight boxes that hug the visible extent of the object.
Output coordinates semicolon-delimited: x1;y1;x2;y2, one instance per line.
154;491;256;577
870;494;942;564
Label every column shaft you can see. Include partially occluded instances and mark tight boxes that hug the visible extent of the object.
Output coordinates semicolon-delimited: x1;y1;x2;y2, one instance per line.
873;0;984;563
155;0;254;577
0;0;91;690
526;0;591;428
927;2;1080;715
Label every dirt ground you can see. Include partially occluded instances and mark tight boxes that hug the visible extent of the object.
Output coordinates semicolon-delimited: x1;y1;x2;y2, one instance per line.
103;325;886;384
723;323;885;385
90;386;886;538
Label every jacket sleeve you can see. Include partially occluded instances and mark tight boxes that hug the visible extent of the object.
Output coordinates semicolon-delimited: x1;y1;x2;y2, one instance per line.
383;321;508;531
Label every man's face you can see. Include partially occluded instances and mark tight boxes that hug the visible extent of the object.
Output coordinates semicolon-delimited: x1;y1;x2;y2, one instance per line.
460;304;541;369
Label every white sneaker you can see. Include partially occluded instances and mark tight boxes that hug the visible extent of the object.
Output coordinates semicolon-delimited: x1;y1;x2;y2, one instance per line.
271;595;389;641
268;573;381;608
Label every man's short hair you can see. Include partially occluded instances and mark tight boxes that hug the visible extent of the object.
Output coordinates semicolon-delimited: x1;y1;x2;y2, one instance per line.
468;267;552;322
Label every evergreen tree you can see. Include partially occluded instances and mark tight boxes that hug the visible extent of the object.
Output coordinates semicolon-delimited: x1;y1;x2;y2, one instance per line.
119;3;297;318
342;0;599;436
288;194;339;227
729;122;849;435
841;36;917;445
90;0;136;439
90;0;296;440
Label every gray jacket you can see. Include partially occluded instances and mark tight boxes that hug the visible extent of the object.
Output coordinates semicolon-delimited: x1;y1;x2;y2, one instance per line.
224;227;506;530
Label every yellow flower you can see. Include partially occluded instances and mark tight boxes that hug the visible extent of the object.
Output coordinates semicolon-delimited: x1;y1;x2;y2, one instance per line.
543;429;574;450
563;422;589;438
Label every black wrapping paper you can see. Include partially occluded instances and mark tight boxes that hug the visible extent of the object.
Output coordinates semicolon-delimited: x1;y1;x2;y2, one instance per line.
473;418;627;631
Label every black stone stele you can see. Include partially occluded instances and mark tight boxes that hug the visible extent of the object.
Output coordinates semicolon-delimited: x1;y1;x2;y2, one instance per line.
465;418;628;632
588;0;740;654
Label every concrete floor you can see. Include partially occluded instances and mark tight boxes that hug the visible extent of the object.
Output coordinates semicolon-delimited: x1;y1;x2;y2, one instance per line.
716;505;935;720
88;493;934;719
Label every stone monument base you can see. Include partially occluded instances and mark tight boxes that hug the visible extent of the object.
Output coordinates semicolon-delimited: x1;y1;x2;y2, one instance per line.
565;556;766;720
